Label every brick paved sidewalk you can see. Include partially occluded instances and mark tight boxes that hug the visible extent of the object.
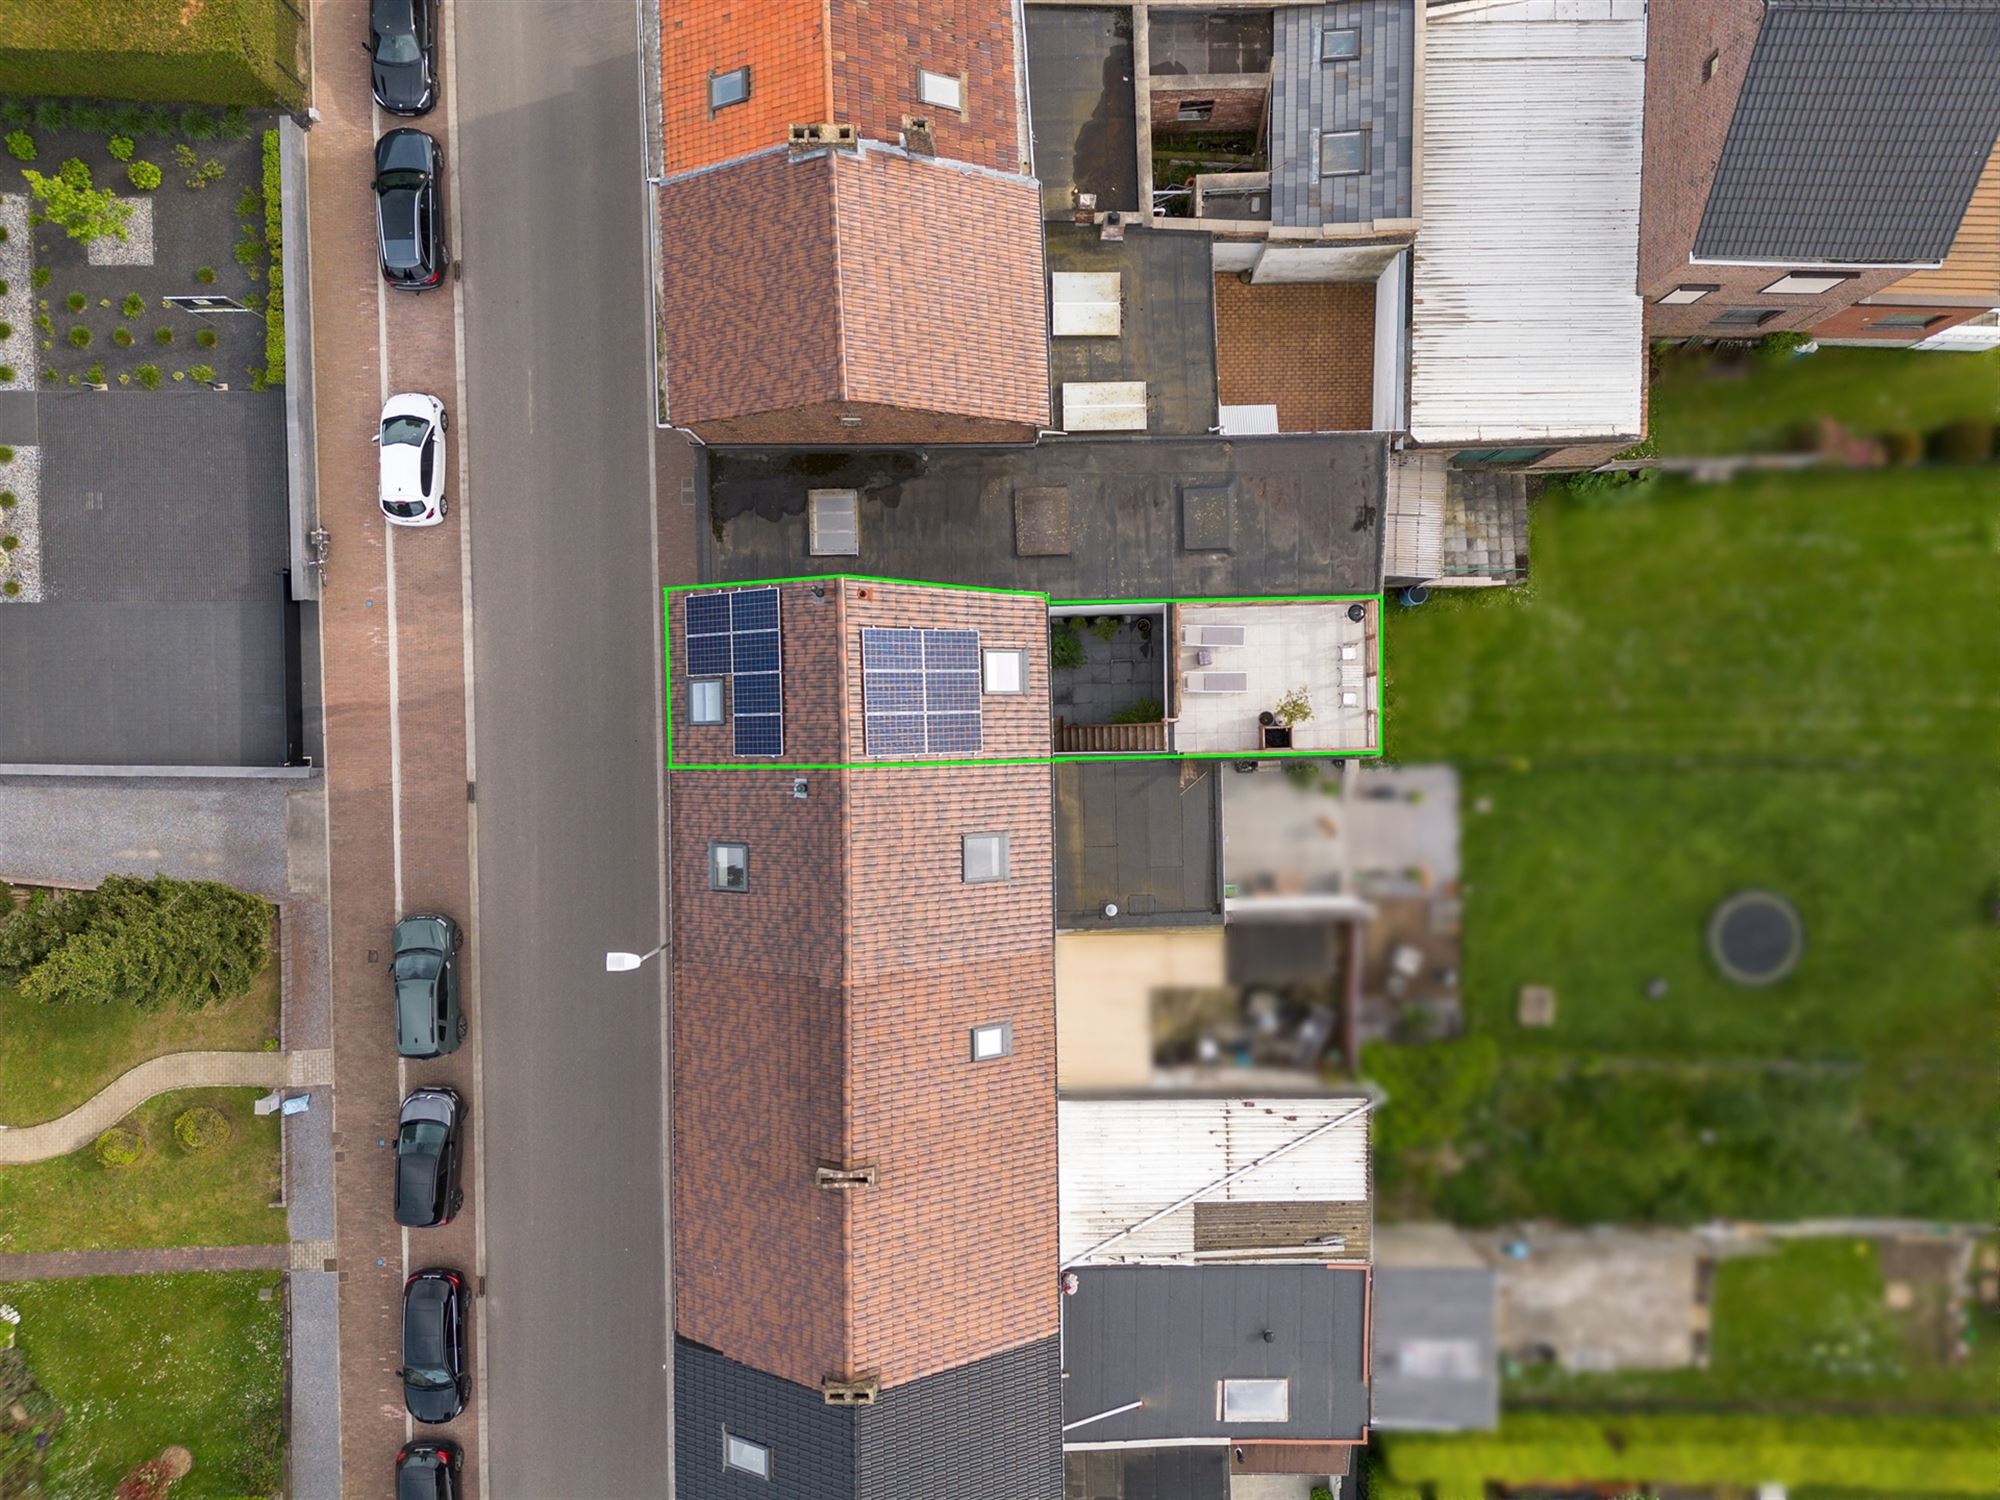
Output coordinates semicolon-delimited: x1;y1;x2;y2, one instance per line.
0;1244;288;1280
0;1048;330;1164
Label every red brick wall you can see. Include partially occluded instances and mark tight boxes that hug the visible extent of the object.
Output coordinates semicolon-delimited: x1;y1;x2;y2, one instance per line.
839;581;1050;764
829;0;1023;170
1638;0;1899;336
1149;85;1267;137
1811;302;1984;343
670;581;846;766
671;768;853;1389
844;763;1058;1385
832;150;1050;429
660;0;828;174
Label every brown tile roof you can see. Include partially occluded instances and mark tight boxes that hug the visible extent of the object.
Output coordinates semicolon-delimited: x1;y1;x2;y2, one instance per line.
659;146;1049;441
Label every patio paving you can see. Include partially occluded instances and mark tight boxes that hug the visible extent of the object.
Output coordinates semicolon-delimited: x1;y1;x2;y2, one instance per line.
1052;612;1166;725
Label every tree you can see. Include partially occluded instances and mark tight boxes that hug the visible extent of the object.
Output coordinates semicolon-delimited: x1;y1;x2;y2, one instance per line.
20;158;132;244
0;886;102;980
15;875;269;1009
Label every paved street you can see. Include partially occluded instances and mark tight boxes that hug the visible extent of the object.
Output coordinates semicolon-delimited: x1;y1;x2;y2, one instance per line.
453;2;676;1494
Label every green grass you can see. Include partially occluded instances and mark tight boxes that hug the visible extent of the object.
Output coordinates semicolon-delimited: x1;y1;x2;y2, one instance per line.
0;1271;285;1499
0;1088;282;1254
0;952;280;1127
1651;345;2000;454
1384;470;1998;765
1506;1238;2000;1412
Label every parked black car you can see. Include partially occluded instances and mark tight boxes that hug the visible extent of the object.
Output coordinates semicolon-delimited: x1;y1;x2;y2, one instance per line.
394;1086;464;1228
396;1439;462;1500
368;0;437;115
374;128;448;292
392;912;464;1058
400;1269;469;1424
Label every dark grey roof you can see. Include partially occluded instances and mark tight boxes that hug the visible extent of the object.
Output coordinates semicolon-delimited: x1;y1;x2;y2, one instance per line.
1060;1265;1370;1445
1272;2;1416;228
1370;1268;1499;1432
1046;225;1218;438
1694;0;2000;264
1056;761;1223;929
1024;5;1140;218
701;435;1387;598
675;1336;1062;1500
1067;1447;1230;1500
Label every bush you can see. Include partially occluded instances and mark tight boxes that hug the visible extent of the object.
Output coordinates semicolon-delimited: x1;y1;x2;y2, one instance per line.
1927;418;1995;465
1089;615;1122;642
220;106;252;141
134;364;160;389
0;368;13;384
112;327;134;347
64;291;85;312
0;323;10;340
30;266;47;288
189;364;215;383
83;361;103;385
126;159;162;191
119;293;143;318
30;100;68;131
93;1125;145;1168
0;492;14;508
23;159;132;243
195;265;217;284
13;874;271;1009
106;134;135;162
173;1105;232;1152
1108;696;1164;724
66;325;90;348
171;141;197;170
0;99;27;126
234;185;259;218
1881;429;1925;466
262;129;284;384
232;238;263;267
153;325;173;345
55;155;90;192
1051;620;1086;670
196;327;217;348
2;535;17;551
0;446;14;462
3;129;33;161
1755;330;1813;362
2;580;17;596
180;108;219;141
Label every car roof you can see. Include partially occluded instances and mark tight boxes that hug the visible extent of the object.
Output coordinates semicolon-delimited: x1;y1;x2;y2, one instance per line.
403;1277;451;1361
381;445;426;502
397;978;439;1049
396;1149;439;1219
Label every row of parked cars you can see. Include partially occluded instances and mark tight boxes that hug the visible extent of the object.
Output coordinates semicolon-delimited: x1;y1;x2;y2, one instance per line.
392;911;468;1498
371;12;466;1495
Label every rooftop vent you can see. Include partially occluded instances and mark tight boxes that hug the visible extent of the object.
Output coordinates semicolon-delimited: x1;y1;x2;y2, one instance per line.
789;122;859;155
901;115;935;156
814;1163;878;1190
823;1375;881;1406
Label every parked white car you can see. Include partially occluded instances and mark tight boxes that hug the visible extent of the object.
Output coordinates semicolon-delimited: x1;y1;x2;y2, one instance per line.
376;392;448;527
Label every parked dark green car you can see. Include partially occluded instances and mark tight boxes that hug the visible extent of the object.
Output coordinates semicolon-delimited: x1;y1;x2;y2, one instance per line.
392;913;464;1058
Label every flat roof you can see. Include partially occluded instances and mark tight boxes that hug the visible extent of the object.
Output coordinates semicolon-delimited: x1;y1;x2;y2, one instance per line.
701;435;1387;598
1056;760;1223;928
1372;1267;1500;1433
1061;1264;1371;1445
1047;224;1219;438
1024;5;1141;218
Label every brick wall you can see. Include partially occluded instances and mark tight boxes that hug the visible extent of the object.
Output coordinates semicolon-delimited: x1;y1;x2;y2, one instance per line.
1150;84;1268;137
672;768;853;1389
1212;275;1374;432
830;0;1023;170
845;763;1058;1386
661;0;828;173
1812;302;1986;344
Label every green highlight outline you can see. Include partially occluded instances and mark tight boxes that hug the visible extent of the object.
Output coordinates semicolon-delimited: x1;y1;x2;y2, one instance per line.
663;575;1386;770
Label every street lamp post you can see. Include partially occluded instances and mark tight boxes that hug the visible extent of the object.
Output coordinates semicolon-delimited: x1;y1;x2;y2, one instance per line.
605;942;666;972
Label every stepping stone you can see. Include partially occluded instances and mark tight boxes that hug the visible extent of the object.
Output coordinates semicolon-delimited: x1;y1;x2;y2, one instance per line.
1517;984;1556;1027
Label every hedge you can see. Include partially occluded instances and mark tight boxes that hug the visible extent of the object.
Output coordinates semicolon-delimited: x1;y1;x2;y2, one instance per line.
261;127;283;385
1381;1412;1999;1497
0;0;304;109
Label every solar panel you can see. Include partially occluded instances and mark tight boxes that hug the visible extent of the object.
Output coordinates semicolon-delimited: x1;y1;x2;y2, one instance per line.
861;626;983;756
684;586;783;757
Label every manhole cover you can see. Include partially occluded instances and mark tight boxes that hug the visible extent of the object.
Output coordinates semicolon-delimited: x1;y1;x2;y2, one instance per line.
1706;890;1803;986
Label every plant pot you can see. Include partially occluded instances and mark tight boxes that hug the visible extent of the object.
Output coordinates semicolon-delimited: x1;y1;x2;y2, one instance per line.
1261;725;1293;750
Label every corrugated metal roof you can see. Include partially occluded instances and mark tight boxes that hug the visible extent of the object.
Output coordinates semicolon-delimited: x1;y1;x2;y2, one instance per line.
1059;1095;1372;1265
1408;0;1646;445
1694;0;2000;266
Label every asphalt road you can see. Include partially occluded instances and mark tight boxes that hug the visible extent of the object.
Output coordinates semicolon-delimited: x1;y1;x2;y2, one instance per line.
453;2;673;1494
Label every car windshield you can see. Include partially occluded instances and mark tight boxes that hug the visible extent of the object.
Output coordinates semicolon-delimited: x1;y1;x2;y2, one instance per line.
405;1365;455;1391
394;948;441;979
401;1120;448;1151
381;415;429;446
376;32;422;64
383;498;428;518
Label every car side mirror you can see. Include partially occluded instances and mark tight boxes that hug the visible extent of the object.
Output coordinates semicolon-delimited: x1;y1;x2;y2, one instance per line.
361;43;373;55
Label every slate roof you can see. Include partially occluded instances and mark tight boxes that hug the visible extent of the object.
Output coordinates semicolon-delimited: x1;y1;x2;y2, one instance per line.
1694;0;2000;265
1271;1;1416;229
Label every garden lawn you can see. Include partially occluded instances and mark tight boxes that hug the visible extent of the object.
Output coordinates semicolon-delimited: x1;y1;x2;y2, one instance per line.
0;1088;282;1254
1650;345;2000;455
1505;1238;2000;1412
1382;469;1998;764
0;948;279;1126
0;1270;285;1499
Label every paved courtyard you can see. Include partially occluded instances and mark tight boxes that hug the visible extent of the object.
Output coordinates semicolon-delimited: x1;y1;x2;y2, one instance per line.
0;391;293;764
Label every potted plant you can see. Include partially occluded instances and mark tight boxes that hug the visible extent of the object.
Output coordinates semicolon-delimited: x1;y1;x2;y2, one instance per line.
1263;686;1311;749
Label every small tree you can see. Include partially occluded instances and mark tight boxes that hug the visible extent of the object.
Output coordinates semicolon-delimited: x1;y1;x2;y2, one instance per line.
21;160;132;244
1274;685;1314;728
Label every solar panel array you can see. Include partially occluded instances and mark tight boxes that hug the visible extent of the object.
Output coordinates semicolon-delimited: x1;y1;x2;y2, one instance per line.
861;627;982;757
684;587;783;757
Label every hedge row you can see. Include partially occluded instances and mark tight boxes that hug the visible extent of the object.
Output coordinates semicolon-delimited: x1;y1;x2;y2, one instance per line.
0;0;304;109
1381;1412;1999;1497
261;127;283;385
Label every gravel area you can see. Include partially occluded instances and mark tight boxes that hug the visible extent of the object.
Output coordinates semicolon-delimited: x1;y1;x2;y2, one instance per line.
0;194;33;392
0;442;41;602
84;194;154;266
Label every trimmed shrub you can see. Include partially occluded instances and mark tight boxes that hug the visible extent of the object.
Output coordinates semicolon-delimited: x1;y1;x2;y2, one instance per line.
262;129;284;384
0;369;14;384
127;159;162;191
94;1125;145;1168
195;327;217;348
195;265;217;284
173;1105;231;1152
121;293;144;318
153;325;173;345
2;535;17;551
1927;418;1995;465
112;327;134;348
66;325;90;348
0;492;15;508
1;446;18;462
0;323;11;340
2;581;17;596
106;134;135;162
64;292;85;312
189;364;216;383
83;361;103;385
3;129;33;161
134;363;161;389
